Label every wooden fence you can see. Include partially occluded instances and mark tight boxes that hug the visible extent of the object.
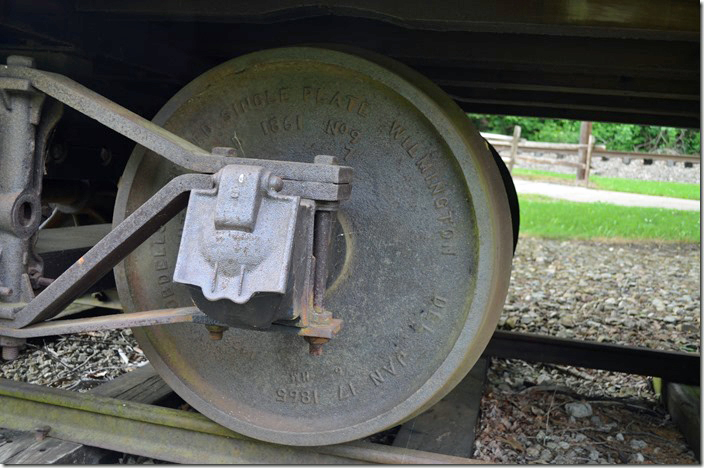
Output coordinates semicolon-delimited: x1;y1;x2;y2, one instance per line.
482;122;700;185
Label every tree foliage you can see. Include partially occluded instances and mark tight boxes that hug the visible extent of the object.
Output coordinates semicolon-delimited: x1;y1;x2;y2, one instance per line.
469;114;700;154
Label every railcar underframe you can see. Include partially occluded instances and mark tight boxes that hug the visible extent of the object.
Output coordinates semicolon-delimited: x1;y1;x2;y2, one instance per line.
0;0;699;447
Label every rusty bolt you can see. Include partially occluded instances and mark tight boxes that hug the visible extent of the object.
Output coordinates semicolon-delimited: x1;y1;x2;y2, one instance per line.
314;155;339;166
206;325;227;341
305;337;329;356
2;346;19;361
0;337;23;361
34;425;51;442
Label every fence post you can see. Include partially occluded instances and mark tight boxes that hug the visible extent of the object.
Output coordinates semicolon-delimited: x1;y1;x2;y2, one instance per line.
576;121;592;180
508;125;521;173
583;134;595;187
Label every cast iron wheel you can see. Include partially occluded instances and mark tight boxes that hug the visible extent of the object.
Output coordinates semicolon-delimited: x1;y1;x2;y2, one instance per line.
113;47;514;446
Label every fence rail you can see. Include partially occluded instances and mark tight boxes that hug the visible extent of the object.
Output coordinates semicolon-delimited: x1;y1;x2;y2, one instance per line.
481;123;700;184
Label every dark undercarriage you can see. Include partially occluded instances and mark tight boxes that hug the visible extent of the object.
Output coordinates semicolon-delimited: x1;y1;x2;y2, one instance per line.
1;1;698;194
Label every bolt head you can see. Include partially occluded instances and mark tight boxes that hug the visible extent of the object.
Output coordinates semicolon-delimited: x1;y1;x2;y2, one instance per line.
99;148;112;166
34;425;51;441
268;175;284;192
0;336;25;347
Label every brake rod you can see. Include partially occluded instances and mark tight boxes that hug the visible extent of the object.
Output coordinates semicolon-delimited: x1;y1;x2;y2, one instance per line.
0;307;201;339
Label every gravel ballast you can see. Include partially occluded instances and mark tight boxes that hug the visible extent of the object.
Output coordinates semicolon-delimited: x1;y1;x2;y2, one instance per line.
1;237;697;464
511;150;700;184
0;328;147;392
474;237;700;464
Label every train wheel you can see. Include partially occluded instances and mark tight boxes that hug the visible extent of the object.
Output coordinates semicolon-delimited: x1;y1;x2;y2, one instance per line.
113;47;514;446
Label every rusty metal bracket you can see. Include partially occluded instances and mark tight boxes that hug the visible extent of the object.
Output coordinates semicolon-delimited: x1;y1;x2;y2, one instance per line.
174;165;304;329
0;307;201;339
0;56;60;325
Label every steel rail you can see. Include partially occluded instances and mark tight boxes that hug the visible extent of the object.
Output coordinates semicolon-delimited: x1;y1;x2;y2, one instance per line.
0;378;482;464
484;330;700;386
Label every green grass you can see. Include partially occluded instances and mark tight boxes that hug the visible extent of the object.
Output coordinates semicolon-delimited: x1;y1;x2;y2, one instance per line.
513;168;574;181
592;177;700;200
513;168;701;200
519;194;700;242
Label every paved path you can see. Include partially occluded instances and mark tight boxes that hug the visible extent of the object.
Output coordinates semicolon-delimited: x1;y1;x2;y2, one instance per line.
514;179;700;211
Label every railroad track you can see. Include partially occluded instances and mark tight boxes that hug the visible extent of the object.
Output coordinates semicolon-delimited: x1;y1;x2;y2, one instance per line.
1;329;698;464
0;368;482;464
487;331;700;386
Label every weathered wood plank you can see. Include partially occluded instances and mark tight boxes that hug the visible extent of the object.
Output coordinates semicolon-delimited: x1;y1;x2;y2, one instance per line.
664;382;700;461
0;430;36;462
2;436;110;464
515;155;586;169
508;126;521;172
90;364;172;404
